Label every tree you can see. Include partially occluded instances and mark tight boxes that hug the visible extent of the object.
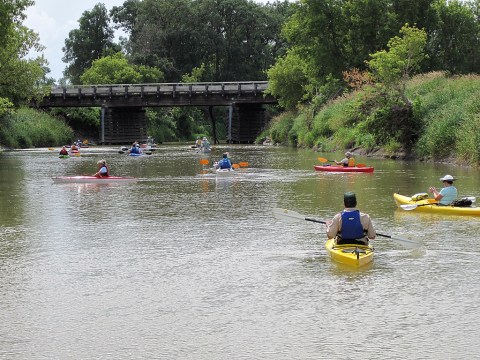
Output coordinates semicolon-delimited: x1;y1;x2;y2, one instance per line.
367;24;427;104
62;3;120;84
80;52;163;84
266;50;309;109
0;0;47;107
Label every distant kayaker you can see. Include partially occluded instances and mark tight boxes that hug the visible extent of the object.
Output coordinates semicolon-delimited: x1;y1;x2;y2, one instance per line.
130;142;141;154
429;174;457;205
195;137;202;147
216;153;232;170
59;146;68;156
326;192;376;245
94;159;110;178
335;152;355;167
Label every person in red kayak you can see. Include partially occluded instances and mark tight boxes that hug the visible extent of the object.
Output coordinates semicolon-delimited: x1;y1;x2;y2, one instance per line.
94;159;110;178
334;152;355;167
326;192;376;245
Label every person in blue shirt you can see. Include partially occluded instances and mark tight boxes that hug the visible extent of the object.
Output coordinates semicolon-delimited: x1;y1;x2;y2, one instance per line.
217;153;232;170
429;174;458;205
326;192;376;245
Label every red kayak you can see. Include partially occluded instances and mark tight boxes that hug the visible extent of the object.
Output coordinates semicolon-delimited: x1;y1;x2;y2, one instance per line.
314;165;374;173
52;176;138;183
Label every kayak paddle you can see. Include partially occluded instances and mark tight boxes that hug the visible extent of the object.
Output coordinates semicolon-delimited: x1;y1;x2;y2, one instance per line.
272;208;422;249
199;159;209;165
400;203;438;211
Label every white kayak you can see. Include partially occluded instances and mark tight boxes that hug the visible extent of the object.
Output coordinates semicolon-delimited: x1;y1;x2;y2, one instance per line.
52;176;138;183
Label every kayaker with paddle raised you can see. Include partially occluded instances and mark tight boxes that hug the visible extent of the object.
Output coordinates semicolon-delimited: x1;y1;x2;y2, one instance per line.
334;151;355;167
94;159;110;178
326;192;376;245
428;174;457;205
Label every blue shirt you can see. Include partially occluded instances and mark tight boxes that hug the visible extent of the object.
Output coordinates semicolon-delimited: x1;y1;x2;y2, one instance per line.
439;186;457;205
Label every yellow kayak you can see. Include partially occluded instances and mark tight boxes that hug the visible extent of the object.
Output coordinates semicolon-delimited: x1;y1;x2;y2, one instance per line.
393;193;480;217
325;239;374;267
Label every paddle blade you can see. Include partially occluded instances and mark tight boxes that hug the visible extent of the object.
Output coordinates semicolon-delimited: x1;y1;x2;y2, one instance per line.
272;208;306;223
239;162;249;167
390;234;423;249
400;204;419;211
232;164;240;169
356;163;366;167
317;157;329;163
199;159;209;165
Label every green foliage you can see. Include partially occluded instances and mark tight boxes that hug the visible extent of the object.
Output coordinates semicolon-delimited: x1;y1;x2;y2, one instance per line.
63;3;121;84
112;0;293;82
367;24;427;104
48;107;100;137
0;108;73;148
266;50;308;109
0;98;14;117
0;1;47;106
80;53;163;84
266;111;296;144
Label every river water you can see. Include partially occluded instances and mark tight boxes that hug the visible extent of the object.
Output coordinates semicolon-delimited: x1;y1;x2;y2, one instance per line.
1;145;479;359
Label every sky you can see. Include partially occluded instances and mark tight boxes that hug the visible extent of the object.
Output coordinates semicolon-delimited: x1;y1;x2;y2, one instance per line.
24;0;274;82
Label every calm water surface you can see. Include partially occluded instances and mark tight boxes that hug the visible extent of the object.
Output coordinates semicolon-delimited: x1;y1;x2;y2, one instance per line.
1;145;480;359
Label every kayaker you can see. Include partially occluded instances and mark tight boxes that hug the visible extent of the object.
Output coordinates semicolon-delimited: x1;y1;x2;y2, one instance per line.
201;137;211;150
195;137;202;147
130;142;141;154
335;152;355;167
428;174;457;205
326;191;376;245
59;146;68;156
94;159;110;178
216;153;233;170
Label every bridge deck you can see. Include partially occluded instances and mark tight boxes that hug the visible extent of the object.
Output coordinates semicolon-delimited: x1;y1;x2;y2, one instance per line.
39;81;275;108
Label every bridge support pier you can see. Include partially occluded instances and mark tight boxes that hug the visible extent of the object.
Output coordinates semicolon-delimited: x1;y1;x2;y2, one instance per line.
229;104;266;143
101;107;147;144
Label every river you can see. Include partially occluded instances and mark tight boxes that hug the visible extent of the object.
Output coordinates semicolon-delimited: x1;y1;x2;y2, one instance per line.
1;145;479;359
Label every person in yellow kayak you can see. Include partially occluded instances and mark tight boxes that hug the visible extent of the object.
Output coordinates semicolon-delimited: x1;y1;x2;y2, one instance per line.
94;159;110;178
326;192;376;245
335;152;355;167
428;174;457;205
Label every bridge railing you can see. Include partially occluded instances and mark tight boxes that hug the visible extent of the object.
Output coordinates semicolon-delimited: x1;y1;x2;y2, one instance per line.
50;81;269;98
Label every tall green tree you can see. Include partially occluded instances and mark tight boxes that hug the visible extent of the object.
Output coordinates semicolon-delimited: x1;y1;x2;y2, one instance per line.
62;3;120;84
367;24;427;104
0;0;46;107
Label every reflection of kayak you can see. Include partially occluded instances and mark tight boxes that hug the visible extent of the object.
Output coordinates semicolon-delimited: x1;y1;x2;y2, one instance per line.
53;176;138;183
314;165;374;173
59;155;70;159
325;238;374;267
393;193;480;216
129;152;143;156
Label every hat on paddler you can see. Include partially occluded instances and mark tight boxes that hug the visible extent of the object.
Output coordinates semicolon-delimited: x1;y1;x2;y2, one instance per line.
439;174;455;182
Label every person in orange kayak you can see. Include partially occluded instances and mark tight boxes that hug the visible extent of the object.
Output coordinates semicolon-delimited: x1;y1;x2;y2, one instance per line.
335;152;355;167
326;192;376;245
94;159;110;178
428;174;458;205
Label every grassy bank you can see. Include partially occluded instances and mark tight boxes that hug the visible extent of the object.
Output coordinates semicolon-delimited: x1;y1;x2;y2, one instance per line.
0;108;74;148
259;72;480;165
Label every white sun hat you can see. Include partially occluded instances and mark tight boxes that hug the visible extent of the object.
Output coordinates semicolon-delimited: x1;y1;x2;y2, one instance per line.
439;174;455;181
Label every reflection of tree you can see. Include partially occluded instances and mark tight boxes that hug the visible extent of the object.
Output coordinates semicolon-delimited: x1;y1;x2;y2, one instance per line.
0;156;26;227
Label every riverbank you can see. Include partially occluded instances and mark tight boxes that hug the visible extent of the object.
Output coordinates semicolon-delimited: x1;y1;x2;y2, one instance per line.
258;72;480;166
